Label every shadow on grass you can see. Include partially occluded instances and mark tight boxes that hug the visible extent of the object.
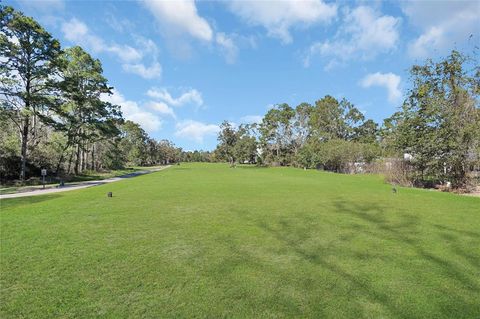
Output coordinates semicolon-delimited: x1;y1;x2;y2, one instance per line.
333;200;479;291
256;218;410;318
430;223;480;270
248;199;480;318
210;232;319;316
0;193;62;210
432;223;480;240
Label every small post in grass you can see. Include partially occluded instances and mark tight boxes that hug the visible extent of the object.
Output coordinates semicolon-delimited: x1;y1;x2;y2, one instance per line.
107;192;113;197
41;169;47;189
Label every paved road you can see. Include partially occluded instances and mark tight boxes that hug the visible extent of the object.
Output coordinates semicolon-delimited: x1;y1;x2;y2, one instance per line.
0;166;170;200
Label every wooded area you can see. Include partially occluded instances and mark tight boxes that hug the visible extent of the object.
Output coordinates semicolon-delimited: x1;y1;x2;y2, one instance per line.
0;6;182;184
1;5;479;191
214;52;480;190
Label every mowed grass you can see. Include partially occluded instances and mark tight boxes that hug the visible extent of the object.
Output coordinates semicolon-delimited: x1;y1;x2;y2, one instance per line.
1;163;479;318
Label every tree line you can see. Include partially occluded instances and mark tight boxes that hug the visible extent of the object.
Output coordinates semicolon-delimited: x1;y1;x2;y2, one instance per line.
0;6;181;183
215;51;479;190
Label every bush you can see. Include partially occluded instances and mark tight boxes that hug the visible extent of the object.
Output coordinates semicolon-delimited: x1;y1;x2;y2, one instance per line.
296;139;381;173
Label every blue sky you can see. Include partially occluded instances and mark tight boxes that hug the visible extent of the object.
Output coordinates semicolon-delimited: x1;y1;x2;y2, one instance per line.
7;0;480;150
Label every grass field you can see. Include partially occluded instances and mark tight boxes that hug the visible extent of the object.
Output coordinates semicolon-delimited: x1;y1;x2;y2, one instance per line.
1;163;479;318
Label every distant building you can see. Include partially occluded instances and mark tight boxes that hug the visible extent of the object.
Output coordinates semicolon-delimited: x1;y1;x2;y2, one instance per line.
403;153;414;161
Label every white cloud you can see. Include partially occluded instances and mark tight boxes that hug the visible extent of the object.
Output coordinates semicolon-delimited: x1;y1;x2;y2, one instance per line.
175;120;220;143
61;18;161;79
146;101;176;119
228;0;337;44
216;33;239;64
124;37;162;79
109;45;143;63
142;0;213;42
360;72;402;103
62;18;88;41
105;12;134;33
147;88;203;107
408;27;445;59
122;62;162;79
403;1;479;58
61;19;142;63
240;115;263;124
143;0;248;64
101;89;162;133
304;6;400;68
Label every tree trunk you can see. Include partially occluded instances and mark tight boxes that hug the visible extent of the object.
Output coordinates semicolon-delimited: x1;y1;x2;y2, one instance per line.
55;153;65;176
67;149;74;175
19;117;29;181
74;144;81;175
55;142;71;176
276;140;280;164
91;144;95;171
81;147;86;171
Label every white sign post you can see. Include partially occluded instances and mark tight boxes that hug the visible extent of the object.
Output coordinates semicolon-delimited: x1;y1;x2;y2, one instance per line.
41;169;47;189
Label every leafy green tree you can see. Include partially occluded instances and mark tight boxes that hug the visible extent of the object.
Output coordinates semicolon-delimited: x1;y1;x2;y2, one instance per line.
0;107;20;181
183;150;212;162
0;6;61;180
234;124;258;164
98;139;126;170
353;119;378;144
144;138;158;165
298;139;380;172
259;103;295;165
379;111;402;156
290;96;377;169
53;46;121;174
119;120;148;166
309;96;364;141
0;7;182;183
217;121;238;166
157;139;180;164
391;50;479;187
258;108;279;163
291;102;312;164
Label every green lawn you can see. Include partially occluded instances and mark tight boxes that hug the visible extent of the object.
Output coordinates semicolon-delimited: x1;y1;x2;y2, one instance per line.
1;163;479;318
